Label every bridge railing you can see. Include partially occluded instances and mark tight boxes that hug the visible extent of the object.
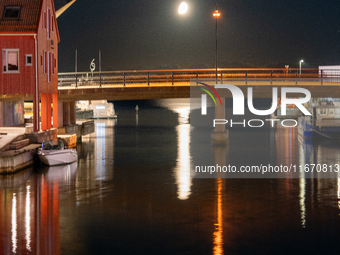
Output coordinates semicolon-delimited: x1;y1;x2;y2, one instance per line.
58;68;340;87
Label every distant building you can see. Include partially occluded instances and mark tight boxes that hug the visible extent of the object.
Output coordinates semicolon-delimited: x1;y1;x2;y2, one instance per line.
0;0;60;131
319;65;340;75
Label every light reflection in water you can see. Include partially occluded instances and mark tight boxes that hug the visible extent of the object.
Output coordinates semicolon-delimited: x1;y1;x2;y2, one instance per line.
298;140;306;228
11;193;17;254
96;122;106;180
171;104;192;200
25;185;31;251
299;177;306;228
175;123;192;200
213;178;224;255
338;172;340;210
174;107;190;124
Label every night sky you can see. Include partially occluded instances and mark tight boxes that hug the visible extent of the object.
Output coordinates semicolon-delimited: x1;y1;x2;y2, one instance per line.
54;0;340;72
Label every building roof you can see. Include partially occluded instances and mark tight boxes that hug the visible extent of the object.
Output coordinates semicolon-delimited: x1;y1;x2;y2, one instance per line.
0;0;42;33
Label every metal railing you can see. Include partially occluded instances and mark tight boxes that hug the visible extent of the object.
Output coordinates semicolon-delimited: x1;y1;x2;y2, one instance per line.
58;68;340;88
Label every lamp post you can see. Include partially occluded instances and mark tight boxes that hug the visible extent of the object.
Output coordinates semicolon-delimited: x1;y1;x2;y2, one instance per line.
213;5;220;84
299;59;304;75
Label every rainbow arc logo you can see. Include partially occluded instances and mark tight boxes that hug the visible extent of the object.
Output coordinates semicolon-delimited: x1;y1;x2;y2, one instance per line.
197;82;222;115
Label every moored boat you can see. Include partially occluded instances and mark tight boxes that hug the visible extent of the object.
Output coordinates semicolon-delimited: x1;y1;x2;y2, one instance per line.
76;100;117;119
298;105;340;139
38;139;78;166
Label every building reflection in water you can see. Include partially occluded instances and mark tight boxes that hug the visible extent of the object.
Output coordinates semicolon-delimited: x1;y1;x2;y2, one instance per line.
276;125;307;227
77;119;115;204
25;185;31;252
275;125;298;170
11;193;17;254
0;171;61;255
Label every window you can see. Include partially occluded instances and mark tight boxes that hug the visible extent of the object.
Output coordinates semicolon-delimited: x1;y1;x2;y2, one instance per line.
44;51;47;74
3;6;21;19
43;12;46;29
25;55;32;66
47;8;50;39
43;51;52;82
2;49;19;73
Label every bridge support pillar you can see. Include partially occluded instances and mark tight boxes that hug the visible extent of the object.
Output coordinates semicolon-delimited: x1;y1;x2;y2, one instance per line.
212;143;229;177
211;97;229;145
63;102;70;126
70;101;76;125
61;101;76;127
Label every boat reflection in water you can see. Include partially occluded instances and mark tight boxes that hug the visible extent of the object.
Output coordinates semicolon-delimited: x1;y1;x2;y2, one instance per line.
42;162;78;182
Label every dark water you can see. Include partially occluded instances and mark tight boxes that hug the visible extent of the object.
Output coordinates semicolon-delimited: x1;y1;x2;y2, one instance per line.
1;99;340;255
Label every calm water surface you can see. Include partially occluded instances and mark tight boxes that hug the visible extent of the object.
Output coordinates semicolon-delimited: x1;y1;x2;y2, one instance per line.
1;99;340;255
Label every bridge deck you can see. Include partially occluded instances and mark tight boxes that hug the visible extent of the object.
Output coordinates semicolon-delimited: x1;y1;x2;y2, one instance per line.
2;68;340;101
57;68;340;100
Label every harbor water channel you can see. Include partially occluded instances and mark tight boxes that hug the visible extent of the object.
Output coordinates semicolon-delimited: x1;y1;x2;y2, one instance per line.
1;98;340;254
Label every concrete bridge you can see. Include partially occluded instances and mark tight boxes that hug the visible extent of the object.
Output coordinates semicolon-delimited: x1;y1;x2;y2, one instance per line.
1;68;340;131
57;68;340;100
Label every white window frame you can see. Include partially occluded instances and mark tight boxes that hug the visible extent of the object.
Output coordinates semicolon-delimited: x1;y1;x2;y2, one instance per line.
25;54;33;66
51;52;54;75
51;15;54;33
2;49;19;73
48;52;51;82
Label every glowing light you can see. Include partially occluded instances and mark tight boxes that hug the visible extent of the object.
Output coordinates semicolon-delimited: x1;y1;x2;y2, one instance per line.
213;10;220;17
178;2;188;14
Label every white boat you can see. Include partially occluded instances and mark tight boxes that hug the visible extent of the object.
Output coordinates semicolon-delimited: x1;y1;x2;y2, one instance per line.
38;139;78;166
76;100;117;119
298;105;340;139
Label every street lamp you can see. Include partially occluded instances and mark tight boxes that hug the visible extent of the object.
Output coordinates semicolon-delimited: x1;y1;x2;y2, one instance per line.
299;59;304;75
213;5;220;84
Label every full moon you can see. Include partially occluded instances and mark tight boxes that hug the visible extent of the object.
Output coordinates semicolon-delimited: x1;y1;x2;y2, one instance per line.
178;2;188;14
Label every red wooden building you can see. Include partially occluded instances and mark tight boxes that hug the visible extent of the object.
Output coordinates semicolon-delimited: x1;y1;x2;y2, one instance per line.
0;0;60;131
